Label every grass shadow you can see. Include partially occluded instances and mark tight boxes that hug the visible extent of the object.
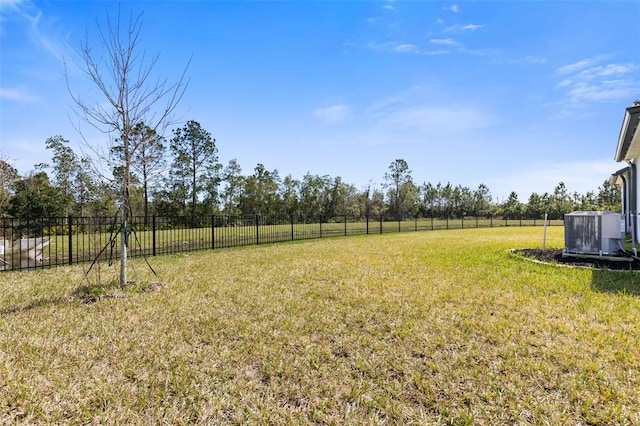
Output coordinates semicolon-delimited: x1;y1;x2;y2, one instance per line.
1;283;115;316
591;268;640;296
0;295;72;316
0;280;162;316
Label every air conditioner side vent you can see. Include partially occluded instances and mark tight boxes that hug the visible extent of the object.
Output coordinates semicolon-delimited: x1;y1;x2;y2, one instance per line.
564;211;624;255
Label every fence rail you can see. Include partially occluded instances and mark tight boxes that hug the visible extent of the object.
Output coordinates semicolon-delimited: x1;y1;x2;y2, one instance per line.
0;214;563;272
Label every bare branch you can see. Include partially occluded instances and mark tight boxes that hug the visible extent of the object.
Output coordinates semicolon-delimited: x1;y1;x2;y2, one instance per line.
65;5;190;186
64;4;190;285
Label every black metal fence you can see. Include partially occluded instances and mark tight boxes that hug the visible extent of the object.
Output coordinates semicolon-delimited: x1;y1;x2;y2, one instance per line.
0;214;563;272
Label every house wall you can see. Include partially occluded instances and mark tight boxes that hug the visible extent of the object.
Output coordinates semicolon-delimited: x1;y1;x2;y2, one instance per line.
613;104;640;243
634;162;640;243
624;177;630;231
611;167;630;234
624;161;640;244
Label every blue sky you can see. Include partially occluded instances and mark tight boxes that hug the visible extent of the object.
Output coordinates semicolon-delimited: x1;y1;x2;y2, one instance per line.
1;0;639;202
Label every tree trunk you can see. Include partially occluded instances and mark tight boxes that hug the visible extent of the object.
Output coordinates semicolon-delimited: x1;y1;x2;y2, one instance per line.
120;220;127;287
121;131;131;288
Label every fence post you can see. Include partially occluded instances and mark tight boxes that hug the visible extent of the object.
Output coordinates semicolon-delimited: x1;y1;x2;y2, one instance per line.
431;216;434;230
462;216;464;229
344;215;347;236
68;215;73;265
366;215;369;235
255;215;260;245
152;215;157;256
291;215;294;241
398;216;401;233
320;215;323;238
211;214;216;250
380;215;383;234
446;217;449;230
415;216;417;232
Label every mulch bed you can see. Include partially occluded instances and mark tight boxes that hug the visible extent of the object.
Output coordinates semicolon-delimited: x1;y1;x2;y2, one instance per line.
514;248;640;271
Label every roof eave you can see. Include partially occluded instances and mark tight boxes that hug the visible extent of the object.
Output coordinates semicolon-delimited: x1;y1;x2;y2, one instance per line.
610;166;630;185
614;105;640;162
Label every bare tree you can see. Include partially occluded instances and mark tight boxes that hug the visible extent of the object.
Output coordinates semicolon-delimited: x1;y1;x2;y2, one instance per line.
66;6;190;286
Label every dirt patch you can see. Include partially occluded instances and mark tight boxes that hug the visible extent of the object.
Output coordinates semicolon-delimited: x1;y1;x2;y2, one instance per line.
145;281;169;293
75;281;169;304
76;293;121;304
514;248;640;271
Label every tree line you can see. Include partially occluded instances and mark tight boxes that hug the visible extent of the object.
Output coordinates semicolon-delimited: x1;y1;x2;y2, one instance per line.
0;125;621;222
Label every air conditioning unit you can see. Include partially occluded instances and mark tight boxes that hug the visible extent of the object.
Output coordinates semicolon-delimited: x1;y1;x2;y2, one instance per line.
564;211;625;255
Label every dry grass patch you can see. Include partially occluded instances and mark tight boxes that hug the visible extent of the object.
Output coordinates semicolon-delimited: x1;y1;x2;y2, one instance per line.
1;227;639;424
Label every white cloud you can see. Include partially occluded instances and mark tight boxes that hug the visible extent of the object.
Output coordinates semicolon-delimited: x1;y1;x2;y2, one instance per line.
0;0;64;59
313;104;352;123
430;38;459;47
557;59;596;74
362;89;498;147
376;104;496;134
444;23;485;33
361;41;449;56
0;0;27;13
367;41;420;54
578;63;635;79
524;55;547;64
565;80;636;102
554;58;639;105
0;86;38;102
394;43;420;53
365;85;425;116
445;5;460;13
28;11;63;59
461;24;484;31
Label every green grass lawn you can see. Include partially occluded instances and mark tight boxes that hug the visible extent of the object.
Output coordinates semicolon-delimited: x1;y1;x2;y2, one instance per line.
1;227;638;424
